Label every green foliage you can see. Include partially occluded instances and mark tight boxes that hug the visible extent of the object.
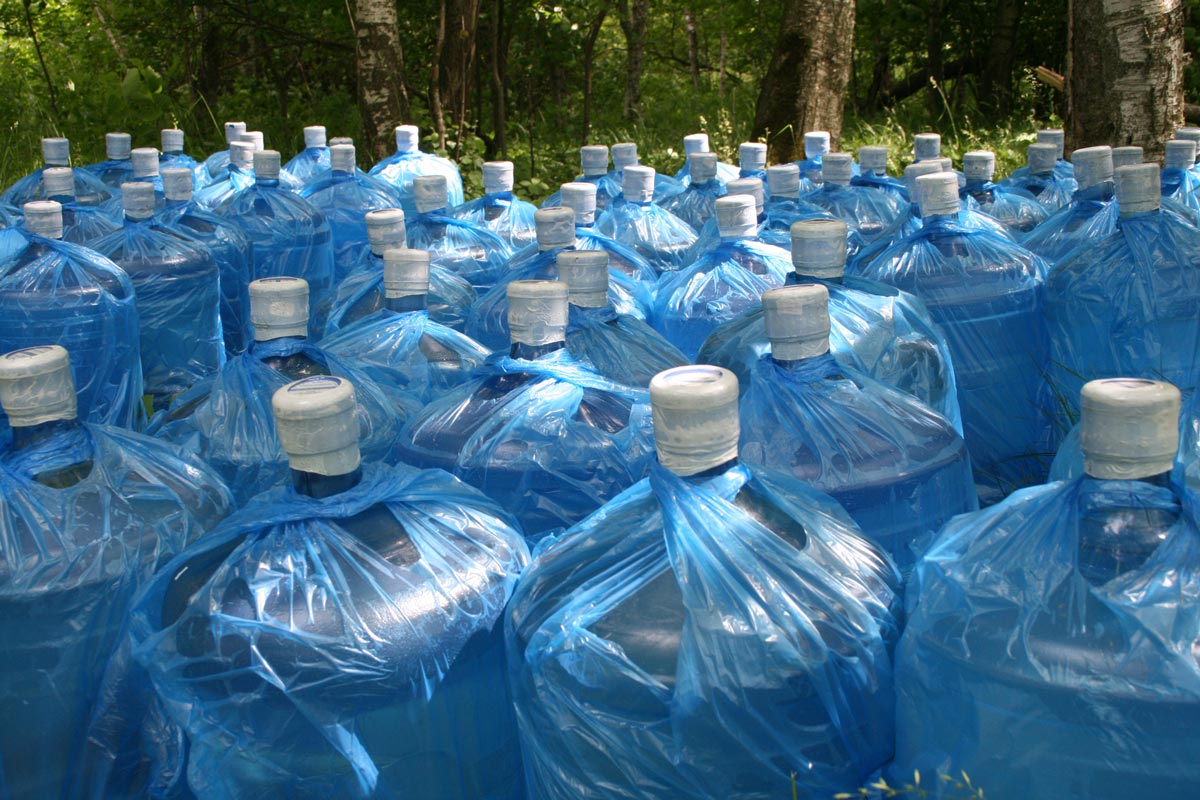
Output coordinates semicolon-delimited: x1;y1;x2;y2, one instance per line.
832;770;987;799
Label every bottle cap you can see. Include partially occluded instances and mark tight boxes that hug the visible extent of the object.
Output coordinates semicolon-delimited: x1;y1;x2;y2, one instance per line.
962;150;995;182
1036;129;1065;160
23;201;63;239
1165;139;1197;170
240;130;265;151
161;128;185;152
1111;146;1144;169
937;157;955;174
1115;163;1161;215
858;145;889;172
1176;127;1200;144
0;345;77;427
121;182;156;220
683;133;710;155
763;283;831;361
622;164;656;203
1080;378;1180;480
482;161;514;194
42;138;70;167
649;365;740;476
914;133;941;161
916;172;961;218
822;153;853;185
725;177;764;213
365;208;407;255
329;143;356;173
689;152;718;183
253;150;281;180
224;121;247;144
413;174;448;212
535;206;576;250
230;141;256;169
1027;143;1058;174
904;160;944;198
250;276;309;340
557;249;609;308
739;142;767;171
561;182;597;225
303;125;327;148
394;125;419;153
106;132;132;161
715;194;757;238
272;376;361;476
790;218;847;278
612;142;639;170
580;145;609;176
161;168;194;201
804;131;831;159
1071;146;1113;191
767;164;800;197
329;136;354;147
131;147;160;178
382;248;430;298
42;167;75;199
508;280;568;346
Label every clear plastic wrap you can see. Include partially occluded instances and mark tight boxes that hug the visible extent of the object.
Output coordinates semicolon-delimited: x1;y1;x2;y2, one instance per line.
52;199;122;245
298;170;403;282
407;210;513;291
194;162;254;210
961;181;1050;234
800;182;908;248
1162;164;1200;219
396;348;655;539
450;192;539;251
282;146;332;185
2;165;118;212
565;304;689;387
129;461;530;799
368;149;465;216
595;200;698;274
508;460;901;800
1020;187;1119;265
999;168;1077;211
658;178;726;232
322;251;476;334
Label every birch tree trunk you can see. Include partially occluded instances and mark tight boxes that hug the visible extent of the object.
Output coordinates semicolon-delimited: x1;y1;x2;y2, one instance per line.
354;0;411;161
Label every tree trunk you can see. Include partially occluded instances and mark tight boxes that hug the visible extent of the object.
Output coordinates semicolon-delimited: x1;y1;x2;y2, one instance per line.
440;0;481;158
685;7;701;90
752;0;856;162
430;0;448;149
489;0;508;157
354;0;411;161
1066;0;1184;159
980;0;1025;117
581;4;609;144
924;0;945;118
617;0;649;121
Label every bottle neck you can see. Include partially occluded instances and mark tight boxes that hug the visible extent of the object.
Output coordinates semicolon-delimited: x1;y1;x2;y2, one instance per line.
12;417;83;452
1074;182;1114;203
921;211;959;227
256;177;280;188
291;465;363;498
47;193;75;205
680;455;739;482
770;350;831;371
787;271;843;286
509;339;565;360
385;294;427;313
1085;469;1172;488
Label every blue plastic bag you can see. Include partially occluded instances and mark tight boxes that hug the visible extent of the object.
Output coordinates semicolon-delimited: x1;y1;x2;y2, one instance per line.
1022;188;1118;265
1000;143;1078;211
194;142;256;210
159;129;208;190
322;249;477;334
658;167;726;231
595;167;697;274
1;139;118;213
449;162;538;251
201;122;248;184
565;303;688;387
281;126;332;185
82;133;135;189
367;125;464;215
406;207;512;292
801;179;908;249
960;151;1049;234
37;168;122;244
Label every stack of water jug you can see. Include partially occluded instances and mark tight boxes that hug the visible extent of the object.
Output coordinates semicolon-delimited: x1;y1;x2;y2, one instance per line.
2;118;1199;800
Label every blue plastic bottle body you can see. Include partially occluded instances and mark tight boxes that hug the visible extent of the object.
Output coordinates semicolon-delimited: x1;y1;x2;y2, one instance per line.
322;250;477;334
658;179;727;232
565;304;689;387
299;171;403;282
368;150;465;216
595;200;698;274
1;167;118;213
282;146;332;185
407;211;513;292
449;191;539;251
1020;188;1118;266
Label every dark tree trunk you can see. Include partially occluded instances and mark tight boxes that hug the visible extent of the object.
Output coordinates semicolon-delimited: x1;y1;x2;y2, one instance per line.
430;0;448;148
354;0;411;161
925;0;945;118
581;4;609;144
752;0;857;162
980;0;1026;117
686;7;701;90
440;0;481;158
616;0;649;121
489;0;509;157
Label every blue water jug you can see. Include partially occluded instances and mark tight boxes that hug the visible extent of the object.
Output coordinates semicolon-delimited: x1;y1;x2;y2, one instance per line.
37;167;120;244
201;121;247;184
81;132;134;189
448;160;538;251
659;152;726;231
999;142;1078;211
1022;145;1119;265
738;141;768;183
852;145;908;201
596;165;697;273
368;124;464;215
673;132;739;185
542;144;620;211
406;174;511;291
801;152;908;248
282;125;332;184
960;149;1049;234
607;141;684;204
1;137;118;213
159;127;208;189
557;180;662;286
1162;139;1200;219
195;141;256;209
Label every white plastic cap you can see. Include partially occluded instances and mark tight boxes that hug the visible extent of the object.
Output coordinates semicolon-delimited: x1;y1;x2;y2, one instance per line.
715;194;757;238
1115;163;1161;215
250;277;309;340
1027;143;1058;174
508;280;568;346
962;150;995;182
683;133;710;155
330;144;356;173
767;164;801;197
482;161;514;194
611;142;639;170
254;150;281;180
121;182;156;220
561;182;597;225
1111;146;1144;169
272;376;361;476
230;141;256;169
1036;129;1065;160
365;208;407;255
804;131;831;159
858;146;889;172
106;132;132;161
23;201;63;239
650;365;740;476
535;206;576;250
557;249;609;308
725;177;764;213
42;167;75;199
937;157;955;174
1071;146;1114;191
304;125;327;148
382;248;430;298
224;121;247;144
413;175;449;212
240;130;265;151
329;136;354;147
904;160;944;198
131;147;160;178
1176;127;1200;144
623;164;656;203
42;138;70;167
161;168;194;201
690;152;718;183
914;133;942;161
161;128;185;152
790;218;847;279
394;124;419;153
580;145;609;176
739;142;767;171
763;284;831;361
917;172;961;218
822;153;853;185
1165;139;1197;170
1080;378;1180;480
0;345;77;427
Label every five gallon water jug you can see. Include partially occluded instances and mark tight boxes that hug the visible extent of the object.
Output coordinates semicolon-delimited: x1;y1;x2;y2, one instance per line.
1044;163;1200;439
607;141;683;204
406;174;511;290
466;207;652;350
852;145;907;200
0;201;143;427
0;344;231;799
1161;139;1200;218
147;277;404;505
1022;145;1119;265
557;249;688;386
759;165;839;249
398;280;655;539
91;182;224;410
282;124;332;184
159;127;207;189
83;132;135;188
960;149;1049;233
700;217;962;432
557;180;661;284
195;140;256;209
1036;127;1076;179
127;146;167;201
685;176;775;258
299;143;403;281
1;137;118;212
37;166;120;244
134;374;529;799
540;144;619;210
654;194;791;358
999;142;1077;210
860;171;1051;504
796;130;832;190
802;151;908;248
368;123;464;214
659;152;726;230
507;364;901;800
596;165;697;273
738;141;768;182
324;208;476;333
672;132;739;184
157;167;254;357
449;160;538;250
738;284;976;569
201;120;247;183
895;378;1200;799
